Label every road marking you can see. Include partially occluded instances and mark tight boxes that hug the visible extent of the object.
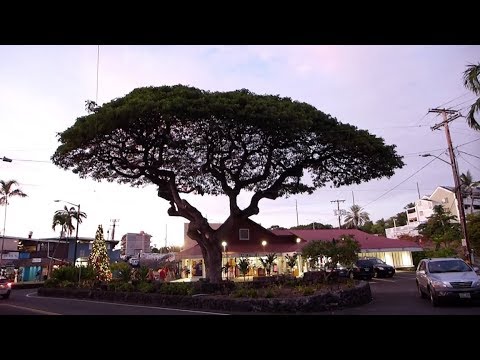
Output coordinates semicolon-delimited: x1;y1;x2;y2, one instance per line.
26;292;229;315
0;303;60;315
370;278;396;283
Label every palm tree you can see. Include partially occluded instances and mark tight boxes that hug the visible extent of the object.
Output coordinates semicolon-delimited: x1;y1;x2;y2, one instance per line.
0;180;27;267
460;170;480;214
463;63;480;131
344;204;370;229
52;205;87;237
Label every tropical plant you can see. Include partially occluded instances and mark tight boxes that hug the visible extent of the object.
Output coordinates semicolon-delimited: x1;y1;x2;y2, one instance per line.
463;63;480;131
52;85;405;283
460;170;480;214
417;205;461;250
0;180;27;266
111;262;132;282
466;212;480;256
285;253;298;274
52;205;87;237
237;258;250;282
301;235;360;280
344;205;370;229
265;253;277;275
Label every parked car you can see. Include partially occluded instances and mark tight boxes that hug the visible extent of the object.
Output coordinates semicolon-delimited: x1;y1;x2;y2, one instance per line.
0;277;12;299
349;259;375;280
416;257;480;306
365;257;396;278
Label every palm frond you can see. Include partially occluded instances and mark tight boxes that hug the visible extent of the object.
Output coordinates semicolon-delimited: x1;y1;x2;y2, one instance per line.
463;63;480;95
465;98;480;131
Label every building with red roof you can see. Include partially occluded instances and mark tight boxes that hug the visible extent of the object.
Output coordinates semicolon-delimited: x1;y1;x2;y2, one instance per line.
176;218;423;280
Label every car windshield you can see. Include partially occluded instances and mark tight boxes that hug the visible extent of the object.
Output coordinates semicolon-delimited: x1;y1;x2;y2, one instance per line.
428;260;472;273
370;258;386;265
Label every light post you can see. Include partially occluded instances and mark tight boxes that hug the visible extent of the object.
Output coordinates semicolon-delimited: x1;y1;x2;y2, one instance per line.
221;241;228;280
54;200;81;268
420;154;472;263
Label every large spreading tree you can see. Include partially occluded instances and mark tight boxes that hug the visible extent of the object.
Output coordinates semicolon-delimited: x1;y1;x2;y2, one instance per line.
52;85;404;283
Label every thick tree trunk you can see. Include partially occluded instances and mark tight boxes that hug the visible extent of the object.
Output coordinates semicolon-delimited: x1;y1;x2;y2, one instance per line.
186;221;223;283
199;240;223;283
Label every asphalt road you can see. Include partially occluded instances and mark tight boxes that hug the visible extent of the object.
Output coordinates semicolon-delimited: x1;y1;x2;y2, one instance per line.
1;271;479;315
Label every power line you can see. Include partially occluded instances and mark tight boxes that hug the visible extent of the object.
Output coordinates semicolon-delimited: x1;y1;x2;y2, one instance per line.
458;153;480;172
362;154;440;209
436;92;471;109
457;138;480;147
457;150;480;160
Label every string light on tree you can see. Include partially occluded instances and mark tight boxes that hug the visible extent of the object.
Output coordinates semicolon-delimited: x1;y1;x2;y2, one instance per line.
88;225;112;282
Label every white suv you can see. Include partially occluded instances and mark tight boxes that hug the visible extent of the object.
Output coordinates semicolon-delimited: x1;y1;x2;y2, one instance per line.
416;257;480;306
0;277;12;299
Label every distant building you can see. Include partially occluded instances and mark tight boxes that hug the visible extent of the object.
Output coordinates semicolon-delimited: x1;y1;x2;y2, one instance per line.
385;185;480;239
121;231;152;257
0;234;119;281
429;185;480;219
386;197;440;239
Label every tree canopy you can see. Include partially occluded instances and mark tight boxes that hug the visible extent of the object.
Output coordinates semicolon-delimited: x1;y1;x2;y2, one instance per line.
417;205;461;250
52;85;404;282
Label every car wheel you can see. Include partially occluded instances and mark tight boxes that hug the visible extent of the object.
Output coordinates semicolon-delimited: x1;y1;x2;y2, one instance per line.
417;282;427;299
429;287;439;307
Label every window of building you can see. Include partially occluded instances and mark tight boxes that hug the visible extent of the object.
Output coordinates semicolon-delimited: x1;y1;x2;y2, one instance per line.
419;211;424;216
79;249;86;257
239;229;250;241
442;197;449;204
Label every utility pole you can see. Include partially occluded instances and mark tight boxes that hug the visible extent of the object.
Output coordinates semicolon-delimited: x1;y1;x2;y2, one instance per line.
331;199;345;229
295;200;299;227
429;108;472;263
110;219;119;241
416;182;421;199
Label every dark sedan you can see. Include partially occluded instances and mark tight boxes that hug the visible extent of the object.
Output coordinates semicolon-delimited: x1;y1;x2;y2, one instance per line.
349;259;375;280
365;257;396;278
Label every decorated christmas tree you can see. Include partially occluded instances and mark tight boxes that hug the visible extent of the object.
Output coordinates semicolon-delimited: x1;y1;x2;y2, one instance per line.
88;225;112;282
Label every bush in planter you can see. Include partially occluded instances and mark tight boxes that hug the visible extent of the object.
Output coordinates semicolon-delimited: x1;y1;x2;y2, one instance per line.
116;282;135;292
44;278;61;288
51;266;78;283
137;281;155;293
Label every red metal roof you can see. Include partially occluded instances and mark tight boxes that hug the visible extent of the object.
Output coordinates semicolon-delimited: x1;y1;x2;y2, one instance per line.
177;229;422;259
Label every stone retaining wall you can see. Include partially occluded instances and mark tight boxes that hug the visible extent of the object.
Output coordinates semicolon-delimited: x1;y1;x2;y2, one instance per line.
37;281;371;313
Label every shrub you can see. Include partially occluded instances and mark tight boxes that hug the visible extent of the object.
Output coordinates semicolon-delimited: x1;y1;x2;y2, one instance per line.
110;262;132;282
51;266;78;283
116;282;135;292
59;280;75;288
44;278;60;288
137;282;155;294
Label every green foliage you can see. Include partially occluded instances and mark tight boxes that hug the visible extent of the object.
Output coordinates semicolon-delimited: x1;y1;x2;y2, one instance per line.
137;281;155;293
59;280;75;288
135;266;150;282
44;278;60;288
285;253;298;272
156;283;193;296
0;180;27;206
237;258;250;281
52;205;86;237
301;235;360;272
424;248;458;258
462;63;480;131
116;282;135;292
417;205;461;249
290;223;333;230
467;213;480;255
78;265;96;281
412;251;427;267
51;265;78;283
88;225;112;282
110;262;132;282
344;205;370;229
